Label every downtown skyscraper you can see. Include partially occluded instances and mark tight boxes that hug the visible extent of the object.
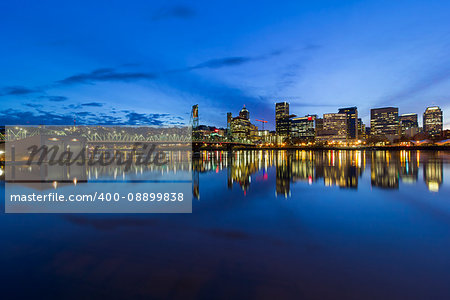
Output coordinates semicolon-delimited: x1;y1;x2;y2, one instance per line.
338;107;358;140
399;113;419;137
423;106;443;136
370;107;400;139
275;102;290;136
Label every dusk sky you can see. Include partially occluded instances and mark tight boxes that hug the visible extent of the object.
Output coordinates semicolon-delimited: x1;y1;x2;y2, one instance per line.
1;0;449;129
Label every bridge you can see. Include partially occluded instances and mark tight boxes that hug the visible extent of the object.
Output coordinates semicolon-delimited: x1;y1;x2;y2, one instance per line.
0;126;254;150
0;105;257;149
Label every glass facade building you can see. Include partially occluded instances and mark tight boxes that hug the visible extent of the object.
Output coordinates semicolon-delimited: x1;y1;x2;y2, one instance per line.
338;107;358;140
423;106;443;136
370;107;399;138
316;113;347;141
290;115;316;140
358;118;366;140
275;102;290;136
400;113;418;137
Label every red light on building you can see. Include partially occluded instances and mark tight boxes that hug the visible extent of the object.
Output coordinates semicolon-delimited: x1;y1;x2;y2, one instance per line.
308;116;312;121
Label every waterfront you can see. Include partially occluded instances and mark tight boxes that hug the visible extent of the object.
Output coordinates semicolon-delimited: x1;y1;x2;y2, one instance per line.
1;150;450;299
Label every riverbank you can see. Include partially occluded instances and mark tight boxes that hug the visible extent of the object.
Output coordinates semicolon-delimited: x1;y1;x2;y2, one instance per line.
197;145;450;151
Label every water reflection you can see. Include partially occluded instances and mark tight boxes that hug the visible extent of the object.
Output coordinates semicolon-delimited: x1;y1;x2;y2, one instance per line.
192;150;447;197
4;150;448;196
424;158;443;192
5;151;191;181
1;150;449;299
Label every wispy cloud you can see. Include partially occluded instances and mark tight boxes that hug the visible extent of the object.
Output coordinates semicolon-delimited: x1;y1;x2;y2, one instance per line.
55;50;284;87
152;5;196;21
23;103;43;109
75;111;96;117
190;57;253;69
381;64;450;104
186;50;286;71
0;108;75;125
159;51;287;81
58;68;158;85
81;102;104;107
0;86;38;96
44;95;68;102
125;112;170;126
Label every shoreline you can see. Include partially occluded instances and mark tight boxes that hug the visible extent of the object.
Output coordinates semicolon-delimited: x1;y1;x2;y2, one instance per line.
196;145;450;151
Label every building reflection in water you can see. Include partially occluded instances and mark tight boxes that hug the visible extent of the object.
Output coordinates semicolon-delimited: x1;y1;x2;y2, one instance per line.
193;150;447;198
276;151;291;198
5;150;447;197
193;150;368;198
6;150;192;190
371;151;400;189
399;150;419;184
369;150;444;191
193;151;275;196
423;152;443;192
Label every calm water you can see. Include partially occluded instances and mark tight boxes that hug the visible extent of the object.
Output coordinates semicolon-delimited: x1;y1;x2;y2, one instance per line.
1;150;450;299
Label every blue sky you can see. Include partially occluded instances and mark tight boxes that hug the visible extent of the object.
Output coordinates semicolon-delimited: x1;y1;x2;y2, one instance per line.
0;0;449;129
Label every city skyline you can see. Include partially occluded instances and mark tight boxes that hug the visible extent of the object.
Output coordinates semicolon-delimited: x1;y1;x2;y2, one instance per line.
189;101;448;148
1;0;450;129
201;103;444;136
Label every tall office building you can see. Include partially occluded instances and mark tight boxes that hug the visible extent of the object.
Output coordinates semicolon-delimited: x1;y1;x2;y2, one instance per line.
358;118;366;140
400;113;418;124
275;102;289;120
338;107;358;140
230;106;254;139
316;113;347;141
290;115;316;140
370;107;399;139
323;113;347;135
423;106;443;136
315;118;324;135
275;102;290;136
400;113;418;137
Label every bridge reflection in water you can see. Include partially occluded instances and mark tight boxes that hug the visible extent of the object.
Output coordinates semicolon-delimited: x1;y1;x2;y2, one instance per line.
4;150;447;197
